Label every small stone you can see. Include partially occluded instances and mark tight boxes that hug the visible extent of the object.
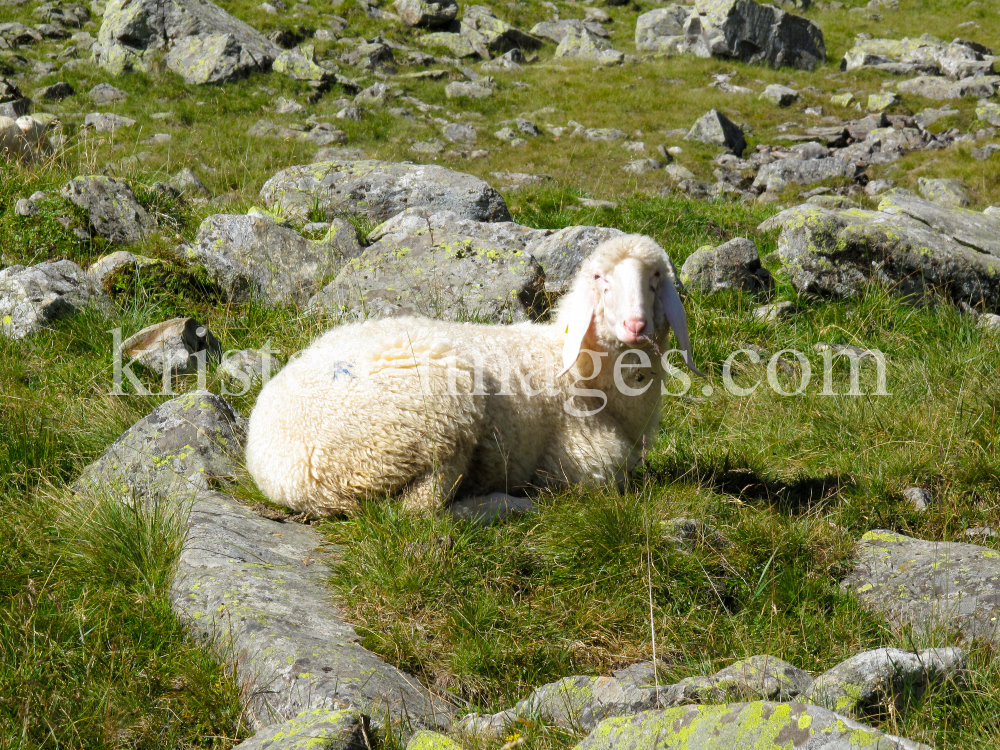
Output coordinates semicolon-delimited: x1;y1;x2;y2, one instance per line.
903;486;933;511
622;158;663;174
14;198;37;216
868;92;900;111
450;494;536;525
170;168;211;197
445;81;493;99
965;526;998;538
979;313;1000;330
410;139;445;154
623;141;645;152
83;112;136;132
754;301;796;321
680;238;773;294
664;164;696;182
831;92;855;107
685;109;746;156
275;97;305;114
442;122;476;143
494;127;518;142
336;107;365;120
918;177;971;207
865;178;895;197
514;118;540;136
585;128;627;141
218;348;282;387
34;81;75;101
88;82;126;104
760;84;799;107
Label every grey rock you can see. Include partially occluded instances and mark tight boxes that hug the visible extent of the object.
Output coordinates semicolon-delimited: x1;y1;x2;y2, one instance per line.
554;24;623;65
232;708;367;750
681;0;826;71
274;44;332;82
752;155;855;193
612;662;665;688
904;486;933;510
61;175;154;245
530;19;609;44
335;107;365;121
14;197;37;216
74;392;245;501
186;214;362;307
867;92;899;111
918;177;970;207
966;526;998;538
459;5;541;56
514;117;540;136
170;167;211;197
635;5;689;52
96;0;278;83
760;83;799;106
490;171;552;190
865;178;895;197
306;228;545;324
804;647;966;718
843;530;1000;645
82;112;135;131
680;237;773;294
218;347;282;387
709;655;813;701
119;317;221;376
758;192;1000;311
313;147;367;162
405;731;461;750
494;126;518;142
585;128;628;141
449;494;537;525
753;300;796;321
259;159;512;224
623;158;663;174
274;96;305;114
972;144;1000;161
685;109;746;156
88;250;159;286
394;0;457;28
410;139;445;154
575;703;931;750
172;493;454;729
523;225;629;294
842;36;993;79
416;31;478;58
88;82;125;104
665;164;697;182
34;81;75;100
518;675;659;731
0;21;43;46
979;312;1000;329
445;81;494;99
898;74;998;100
354;82;391;106
442;122;476;143
480;48;525;72
0;259;108;339
455;710;516;737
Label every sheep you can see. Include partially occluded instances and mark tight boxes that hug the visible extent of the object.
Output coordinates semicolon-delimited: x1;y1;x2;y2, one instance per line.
0;115;55;165
245;233;702;517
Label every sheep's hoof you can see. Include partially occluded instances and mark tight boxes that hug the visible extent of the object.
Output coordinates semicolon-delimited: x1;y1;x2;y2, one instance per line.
448;493;536;526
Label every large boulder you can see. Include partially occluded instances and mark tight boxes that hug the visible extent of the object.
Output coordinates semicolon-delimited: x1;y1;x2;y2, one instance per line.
635;5;690;52
751;155;857;193
460;5;541;55
575;703;930;750
554;25;624;64
306;227;545;324
0;260;109;339
841;36;994;78
74;391;246;501
681;0;826;71
758;191;1000;312
96;0;279;83
516;676;659;732
843;530;1000;645
531;19;609;43
679;237;773;294
394;0;457;28
897;74;998;100
259;160;512;224
60;175;154;245
172;493;454;729
685;109;746;155
186;213;362;307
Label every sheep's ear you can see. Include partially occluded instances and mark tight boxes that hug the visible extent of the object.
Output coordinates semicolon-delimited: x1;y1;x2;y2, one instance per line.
658;277;704;377
558;288;596;377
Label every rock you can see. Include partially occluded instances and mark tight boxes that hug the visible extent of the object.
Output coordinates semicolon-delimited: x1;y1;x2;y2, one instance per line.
523;225;629;293
867;92;899;111
34;81;74;100
480;48;525;72
394;0;457;28
760;84;798;106
187;214;362;307
844;530;1000;645
665;164;696;182
274;96;304;114
306;228;545;324
406;731;463;750
88;82;125;104
841;36;994;78
170;167;211;197
623;158;663;174
752;155;855;193
232;708;368;750
972;144;1000;161
14;197;37;216
865;178;895;197
612;662;665;688
442;123;476;143
88;250;160;287
459;5;541;56
218;347;281;387
554;25;623;65
979;312;1000;330
518;676;659;731
417;32;478;58
897;75;998;100
0;260;108;339
82;112;135;131
455;710;516;737
445;81;494;99
410;139;445;154
0;79;30;118
259;159;512;224
708;655;813;701
635;5;689;52
172;492;454;729
531;19;609;44
754;300;796;321
831;92;855;107
74;392;245;500
680;238;773;294
758;192;1000;311
61;175;154;245
96;0;278;83
804;647;966;718
119;317;221;376
576;703;931;750
586;128;627;141
681;0;826;71
449;494;536;525
685;110;746;156
313;147;366;161
273;44;329;81
966;526;998;538
490;171;551;190
977;102;1000;127
918;177;971;207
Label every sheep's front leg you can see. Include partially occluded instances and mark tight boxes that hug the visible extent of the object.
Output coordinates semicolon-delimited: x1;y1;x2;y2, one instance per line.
449;492;537;525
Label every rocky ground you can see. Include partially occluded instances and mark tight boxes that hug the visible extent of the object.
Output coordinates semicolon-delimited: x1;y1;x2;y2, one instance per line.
2;0;1000;748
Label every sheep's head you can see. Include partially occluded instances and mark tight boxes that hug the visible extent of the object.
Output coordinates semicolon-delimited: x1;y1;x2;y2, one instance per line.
557;234;703;377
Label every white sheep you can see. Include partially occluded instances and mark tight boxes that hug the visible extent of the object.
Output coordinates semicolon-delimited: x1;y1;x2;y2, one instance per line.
245;234;702;516
0;115;54;164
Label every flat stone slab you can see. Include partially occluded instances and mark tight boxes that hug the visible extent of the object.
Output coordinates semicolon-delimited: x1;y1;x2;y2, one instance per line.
172;493;454;730
842;530;1000;645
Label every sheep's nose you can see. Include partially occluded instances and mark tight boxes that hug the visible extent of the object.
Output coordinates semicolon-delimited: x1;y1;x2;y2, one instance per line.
623;317;647;337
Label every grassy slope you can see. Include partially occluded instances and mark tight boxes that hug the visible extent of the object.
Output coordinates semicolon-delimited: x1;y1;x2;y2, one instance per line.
2;0;1000;747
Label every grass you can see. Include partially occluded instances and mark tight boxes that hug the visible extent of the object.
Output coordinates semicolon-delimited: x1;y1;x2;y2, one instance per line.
2;0;1000;745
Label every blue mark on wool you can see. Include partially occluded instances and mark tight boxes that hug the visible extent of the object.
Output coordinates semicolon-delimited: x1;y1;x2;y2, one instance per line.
331;361;356;380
